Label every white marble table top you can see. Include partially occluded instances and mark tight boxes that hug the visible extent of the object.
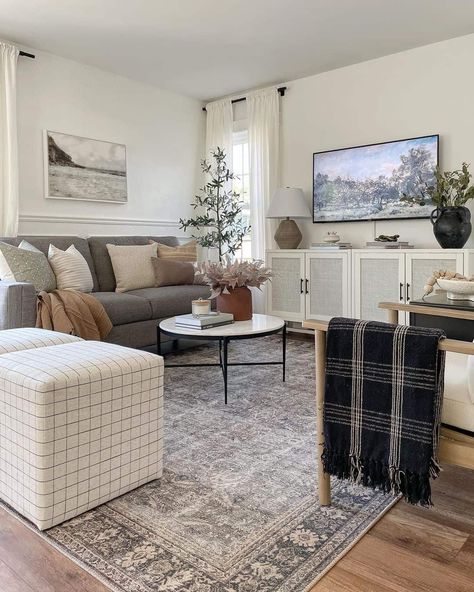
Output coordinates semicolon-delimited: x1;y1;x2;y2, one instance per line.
159;313;285;338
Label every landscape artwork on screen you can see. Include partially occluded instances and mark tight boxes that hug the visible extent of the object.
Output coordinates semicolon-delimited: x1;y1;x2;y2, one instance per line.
45;131;127;203
313;134;438;222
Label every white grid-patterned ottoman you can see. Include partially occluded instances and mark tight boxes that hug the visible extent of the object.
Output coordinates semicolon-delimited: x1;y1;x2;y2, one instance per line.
0;327;82;354
0;340;164;530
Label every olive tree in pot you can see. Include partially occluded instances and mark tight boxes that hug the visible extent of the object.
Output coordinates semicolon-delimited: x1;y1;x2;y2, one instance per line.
179;147;250;261
402;163;474;248
180;148;272;319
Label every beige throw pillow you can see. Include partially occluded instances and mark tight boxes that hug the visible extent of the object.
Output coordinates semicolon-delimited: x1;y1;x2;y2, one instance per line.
107;243;157;293
48;244;94;292
151;240;197;262
151;257;195;287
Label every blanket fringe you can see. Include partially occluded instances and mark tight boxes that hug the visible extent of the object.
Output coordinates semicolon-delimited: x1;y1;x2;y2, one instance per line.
323;448;439;507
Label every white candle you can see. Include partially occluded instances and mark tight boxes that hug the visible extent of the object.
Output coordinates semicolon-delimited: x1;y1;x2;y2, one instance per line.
192;299;211;316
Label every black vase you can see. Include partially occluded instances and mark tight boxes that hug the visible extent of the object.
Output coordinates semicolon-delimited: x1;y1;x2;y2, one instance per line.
431;206;472;248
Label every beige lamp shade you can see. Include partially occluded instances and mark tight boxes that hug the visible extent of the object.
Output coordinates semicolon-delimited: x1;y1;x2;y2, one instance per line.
267;188;310;249
266;187;310;219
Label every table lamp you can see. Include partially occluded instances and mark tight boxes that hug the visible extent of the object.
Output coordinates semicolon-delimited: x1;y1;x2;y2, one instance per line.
266;187;310;249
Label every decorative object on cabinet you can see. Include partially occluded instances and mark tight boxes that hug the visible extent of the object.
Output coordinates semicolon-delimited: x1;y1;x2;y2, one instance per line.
44;130;127;203
374;234;400;242
366;240;413;249
402;163;474;248
267;187;311;249
323;231;340;243
180;148;250;262
199;258;272;321
313;134;438;222
311;242;352;250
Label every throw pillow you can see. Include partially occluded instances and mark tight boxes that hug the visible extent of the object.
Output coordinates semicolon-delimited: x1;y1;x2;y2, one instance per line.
151;239;197;262
151;257;195;287
18;239;42;253
0;241;57;292
106;243;157;293
48;244;94;292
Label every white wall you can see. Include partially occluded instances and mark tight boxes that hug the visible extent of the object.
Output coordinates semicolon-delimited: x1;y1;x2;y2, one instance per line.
280;34;474;249
16;49;205;236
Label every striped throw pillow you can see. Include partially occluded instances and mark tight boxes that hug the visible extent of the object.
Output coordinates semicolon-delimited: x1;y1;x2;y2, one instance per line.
152;240;197;262
48;244;94;292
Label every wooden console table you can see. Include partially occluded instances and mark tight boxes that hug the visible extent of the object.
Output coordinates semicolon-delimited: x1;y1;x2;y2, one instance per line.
303;303;474;507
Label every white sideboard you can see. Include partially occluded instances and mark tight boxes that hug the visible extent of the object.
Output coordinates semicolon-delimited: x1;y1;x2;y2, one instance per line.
266;248;474;324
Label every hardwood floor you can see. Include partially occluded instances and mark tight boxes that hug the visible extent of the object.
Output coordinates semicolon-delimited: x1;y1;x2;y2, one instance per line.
0;464;472;591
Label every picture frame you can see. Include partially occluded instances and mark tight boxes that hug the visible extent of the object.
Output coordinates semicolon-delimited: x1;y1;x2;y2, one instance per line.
44;130;128;203
313;134;439;223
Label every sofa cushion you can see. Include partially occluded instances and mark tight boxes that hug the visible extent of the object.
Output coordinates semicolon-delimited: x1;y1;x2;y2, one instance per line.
48;244;94;292
151;257;195;287
92;292;152;325
128;285;212;319
0;236;99;292
88;236;179;292
0;241;57;292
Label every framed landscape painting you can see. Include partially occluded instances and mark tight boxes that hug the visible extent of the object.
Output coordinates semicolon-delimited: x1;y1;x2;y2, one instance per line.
44;130;127;203
313;134;439;222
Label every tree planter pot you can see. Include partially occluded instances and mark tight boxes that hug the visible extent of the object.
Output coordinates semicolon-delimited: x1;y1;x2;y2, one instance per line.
217;286;252;321
431;206;472;248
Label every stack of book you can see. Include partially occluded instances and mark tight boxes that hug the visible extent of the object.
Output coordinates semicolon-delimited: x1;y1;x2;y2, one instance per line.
175;312;234;329
310;242;352;250
365;241;413;249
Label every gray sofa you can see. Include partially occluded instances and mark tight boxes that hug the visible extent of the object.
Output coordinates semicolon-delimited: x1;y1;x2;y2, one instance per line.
0;235;211;348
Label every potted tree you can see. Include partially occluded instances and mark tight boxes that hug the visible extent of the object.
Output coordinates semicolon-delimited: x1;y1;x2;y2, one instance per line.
179;147;250;261
403;163;474;248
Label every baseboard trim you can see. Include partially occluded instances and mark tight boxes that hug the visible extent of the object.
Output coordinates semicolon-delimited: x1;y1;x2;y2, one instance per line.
19;214;181;229
439;427;474;470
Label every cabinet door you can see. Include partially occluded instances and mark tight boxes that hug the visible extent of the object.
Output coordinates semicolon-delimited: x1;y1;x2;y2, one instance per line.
353;252;405;323
405;252;464;302
305;252;350;321
266;252;305;321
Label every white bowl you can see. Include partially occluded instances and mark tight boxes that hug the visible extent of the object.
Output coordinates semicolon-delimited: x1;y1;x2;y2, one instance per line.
437;278;474;301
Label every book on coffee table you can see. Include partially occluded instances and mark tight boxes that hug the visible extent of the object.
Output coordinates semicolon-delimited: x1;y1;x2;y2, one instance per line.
175;312;234;329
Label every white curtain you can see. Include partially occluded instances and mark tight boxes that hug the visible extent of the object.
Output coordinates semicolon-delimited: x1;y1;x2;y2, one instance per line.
0;42;19;237
205;98;233;168
247;87;280;311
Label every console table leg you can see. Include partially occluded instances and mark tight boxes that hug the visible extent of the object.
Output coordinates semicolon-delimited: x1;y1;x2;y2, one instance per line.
282;323;287;382
315;328;331;506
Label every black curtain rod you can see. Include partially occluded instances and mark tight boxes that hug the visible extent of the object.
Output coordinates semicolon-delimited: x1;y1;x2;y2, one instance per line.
202;86;286;112
19;50;35;59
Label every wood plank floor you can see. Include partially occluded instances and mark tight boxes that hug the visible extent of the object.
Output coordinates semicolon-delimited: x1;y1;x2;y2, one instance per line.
0;467;472;591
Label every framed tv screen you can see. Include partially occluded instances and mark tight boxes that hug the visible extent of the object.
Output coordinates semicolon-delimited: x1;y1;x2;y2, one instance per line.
313;134;439;222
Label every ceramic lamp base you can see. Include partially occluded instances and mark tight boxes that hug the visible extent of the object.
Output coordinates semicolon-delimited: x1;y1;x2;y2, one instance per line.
274;218;302;249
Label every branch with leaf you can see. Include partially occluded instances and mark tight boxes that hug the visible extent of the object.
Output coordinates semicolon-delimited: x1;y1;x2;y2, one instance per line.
179;147;250;261
401;163;474;208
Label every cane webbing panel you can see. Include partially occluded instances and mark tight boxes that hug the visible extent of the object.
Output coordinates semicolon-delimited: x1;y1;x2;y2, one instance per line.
271;257;301;314
360;258;400;321
309;258;343;318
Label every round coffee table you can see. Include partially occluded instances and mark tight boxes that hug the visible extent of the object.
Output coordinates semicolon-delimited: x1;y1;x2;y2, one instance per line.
157;314;286;404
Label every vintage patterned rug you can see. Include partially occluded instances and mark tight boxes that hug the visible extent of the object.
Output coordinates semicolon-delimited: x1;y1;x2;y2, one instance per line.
39;336;397;591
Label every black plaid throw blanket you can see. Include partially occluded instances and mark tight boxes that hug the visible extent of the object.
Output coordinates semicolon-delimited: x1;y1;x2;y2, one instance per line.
323;317;446;506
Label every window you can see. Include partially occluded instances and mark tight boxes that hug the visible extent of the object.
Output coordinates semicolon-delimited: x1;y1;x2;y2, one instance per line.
232;129;251;260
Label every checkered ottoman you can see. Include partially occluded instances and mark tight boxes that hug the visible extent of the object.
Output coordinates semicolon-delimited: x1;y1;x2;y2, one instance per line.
0;340;164;530
0;327;82;354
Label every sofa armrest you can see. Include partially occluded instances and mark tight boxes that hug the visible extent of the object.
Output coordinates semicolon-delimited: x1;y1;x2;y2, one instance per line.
0;281;37;329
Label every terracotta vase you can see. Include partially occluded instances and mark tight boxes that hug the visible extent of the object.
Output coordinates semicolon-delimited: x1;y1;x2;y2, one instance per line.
216;286;252;321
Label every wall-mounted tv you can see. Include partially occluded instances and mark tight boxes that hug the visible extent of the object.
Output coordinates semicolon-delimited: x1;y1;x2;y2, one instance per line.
313;134;439;223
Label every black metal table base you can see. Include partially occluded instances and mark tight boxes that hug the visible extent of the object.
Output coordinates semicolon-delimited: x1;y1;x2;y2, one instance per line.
157;323;286;404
